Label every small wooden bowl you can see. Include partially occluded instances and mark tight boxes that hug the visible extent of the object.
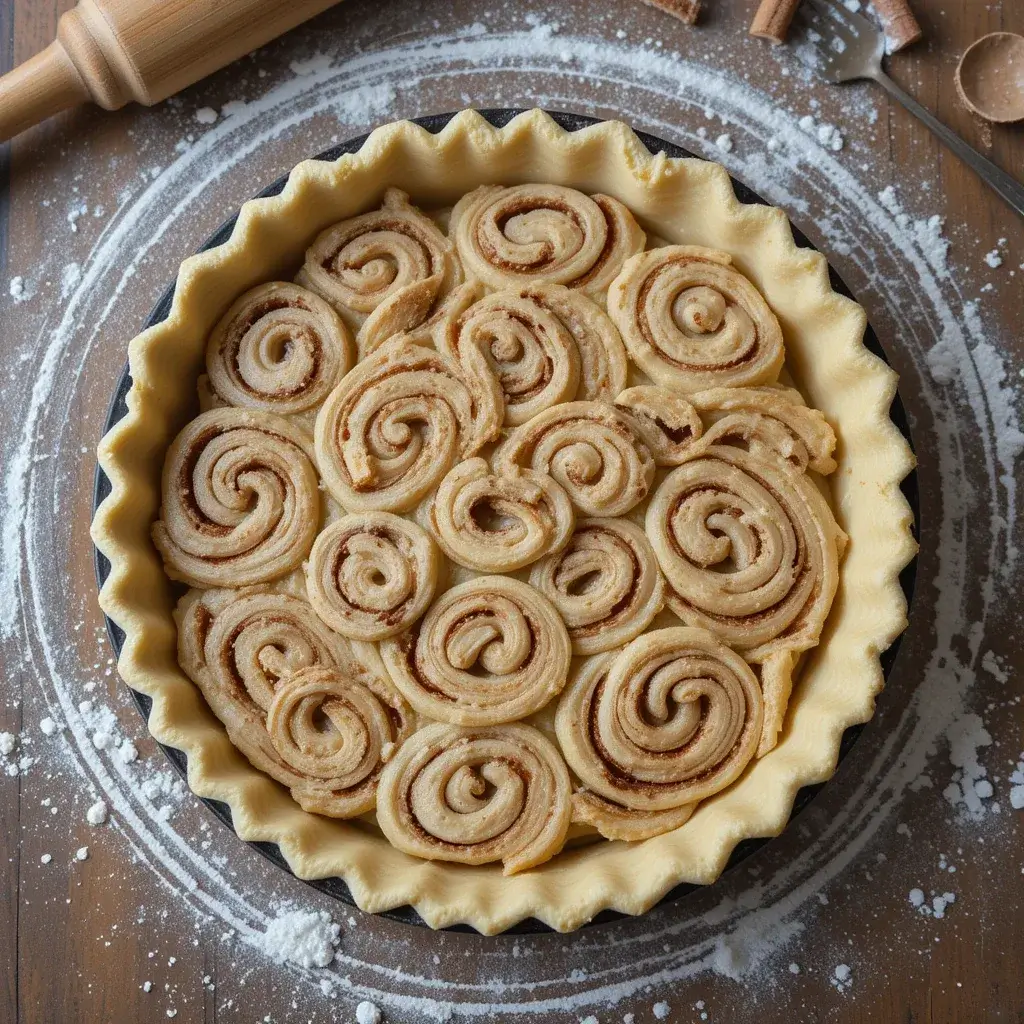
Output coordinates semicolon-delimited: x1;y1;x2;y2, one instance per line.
956;32;1024;125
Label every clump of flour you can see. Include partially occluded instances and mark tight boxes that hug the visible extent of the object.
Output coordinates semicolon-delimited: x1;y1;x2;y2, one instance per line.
259;910;340;968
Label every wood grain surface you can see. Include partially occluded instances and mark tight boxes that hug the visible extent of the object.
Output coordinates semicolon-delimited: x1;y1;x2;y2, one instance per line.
1;1;1022;1022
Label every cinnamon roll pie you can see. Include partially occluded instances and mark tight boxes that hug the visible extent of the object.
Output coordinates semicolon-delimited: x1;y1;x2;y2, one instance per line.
99;113;913;932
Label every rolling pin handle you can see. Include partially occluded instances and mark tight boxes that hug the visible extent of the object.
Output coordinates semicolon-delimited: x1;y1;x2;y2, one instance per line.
0;41;91;144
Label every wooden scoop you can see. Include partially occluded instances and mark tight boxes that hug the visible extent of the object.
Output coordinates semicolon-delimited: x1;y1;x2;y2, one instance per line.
0;0;345;143
956;32;1024;125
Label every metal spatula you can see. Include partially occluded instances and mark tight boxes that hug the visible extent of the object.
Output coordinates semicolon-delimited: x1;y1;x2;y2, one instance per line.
790;0;1024;218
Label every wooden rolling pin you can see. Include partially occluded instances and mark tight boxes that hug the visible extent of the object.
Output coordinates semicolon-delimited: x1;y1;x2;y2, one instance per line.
0;0;345;142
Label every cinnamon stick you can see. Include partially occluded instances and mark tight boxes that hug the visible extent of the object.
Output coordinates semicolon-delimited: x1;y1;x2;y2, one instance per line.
749;0;802;44
870;0;922;52
636;0;701;27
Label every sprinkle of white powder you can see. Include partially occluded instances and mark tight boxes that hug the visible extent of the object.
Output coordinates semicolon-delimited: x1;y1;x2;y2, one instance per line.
909;887;925;907
355;1000;382;1024
942;713;994;820
831;964;853;992
40;854;51;864
39;717;59;736
118;739;139;764
259;909;340;968
714;133;733;153
59;263;82;300
75;846;89;861
86;800;108;826
1010;757;1024;809
8;276;34;303
0;732;15;756
788;962;801;974
985;249;1003;269
143;981;152;993
194;107;218;124
816;122;844;151
653;1002;671;1020
289;52;333;76
932;893;956;919
66;202;88;232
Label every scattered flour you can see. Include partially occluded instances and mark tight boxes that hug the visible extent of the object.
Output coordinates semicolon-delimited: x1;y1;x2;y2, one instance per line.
985;249;1003;269
1008;755;1024;810
194;107;218;124
714;133;733;153
259;910;340;968
60;263;83;300
86;800;108;825
830;964;852;993
66;202;88;233
355;1001;383;1024
8;276;35;303
942;714;994;820
289;53;333;76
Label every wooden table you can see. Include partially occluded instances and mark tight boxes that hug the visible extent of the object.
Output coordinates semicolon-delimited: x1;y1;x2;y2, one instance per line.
1;0;1022;1021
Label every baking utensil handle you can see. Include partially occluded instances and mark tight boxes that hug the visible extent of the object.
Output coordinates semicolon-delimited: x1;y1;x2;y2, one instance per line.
873;68;1024;218
0;41;90;143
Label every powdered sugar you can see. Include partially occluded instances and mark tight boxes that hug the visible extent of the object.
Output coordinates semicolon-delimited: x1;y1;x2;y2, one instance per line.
356;1000;384;1024
86;800;108;825
259;910;340;969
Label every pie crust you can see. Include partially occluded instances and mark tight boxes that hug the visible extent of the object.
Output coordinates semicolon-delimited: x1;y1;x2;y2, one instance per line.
92;109;916;934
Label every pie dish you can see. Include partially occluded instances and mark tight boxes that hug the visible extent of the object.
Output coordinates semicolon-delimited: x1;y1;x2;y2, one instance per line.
92;109;916;933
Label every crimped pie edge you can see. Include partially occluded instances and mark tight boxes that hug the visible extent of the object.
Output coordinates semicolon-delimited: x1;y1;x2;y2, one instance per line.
91;109;917;934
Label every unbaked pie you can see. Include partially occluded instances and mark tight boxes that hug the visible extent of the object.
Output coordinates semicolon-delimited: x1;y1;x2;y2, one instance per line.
93;110;916;933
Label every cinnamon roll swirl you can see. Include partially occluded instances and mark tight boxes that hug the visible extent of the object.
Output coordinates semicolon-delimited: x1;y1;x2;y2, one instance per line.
176;589;412;817
690;386;838;475
153;408;319;588
314;338;503;513
493;401;655;517
205;282;352;415
376;722;572;874
614;385;703;466
529;518;665;654
555;629;763;821
450;184;645;296
267;665;414;817
298;188;461;331
305;512;440;641
437;284;628;424
608;246;784;392
645;444;844;660
379;576;571;726
429;457;575;572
